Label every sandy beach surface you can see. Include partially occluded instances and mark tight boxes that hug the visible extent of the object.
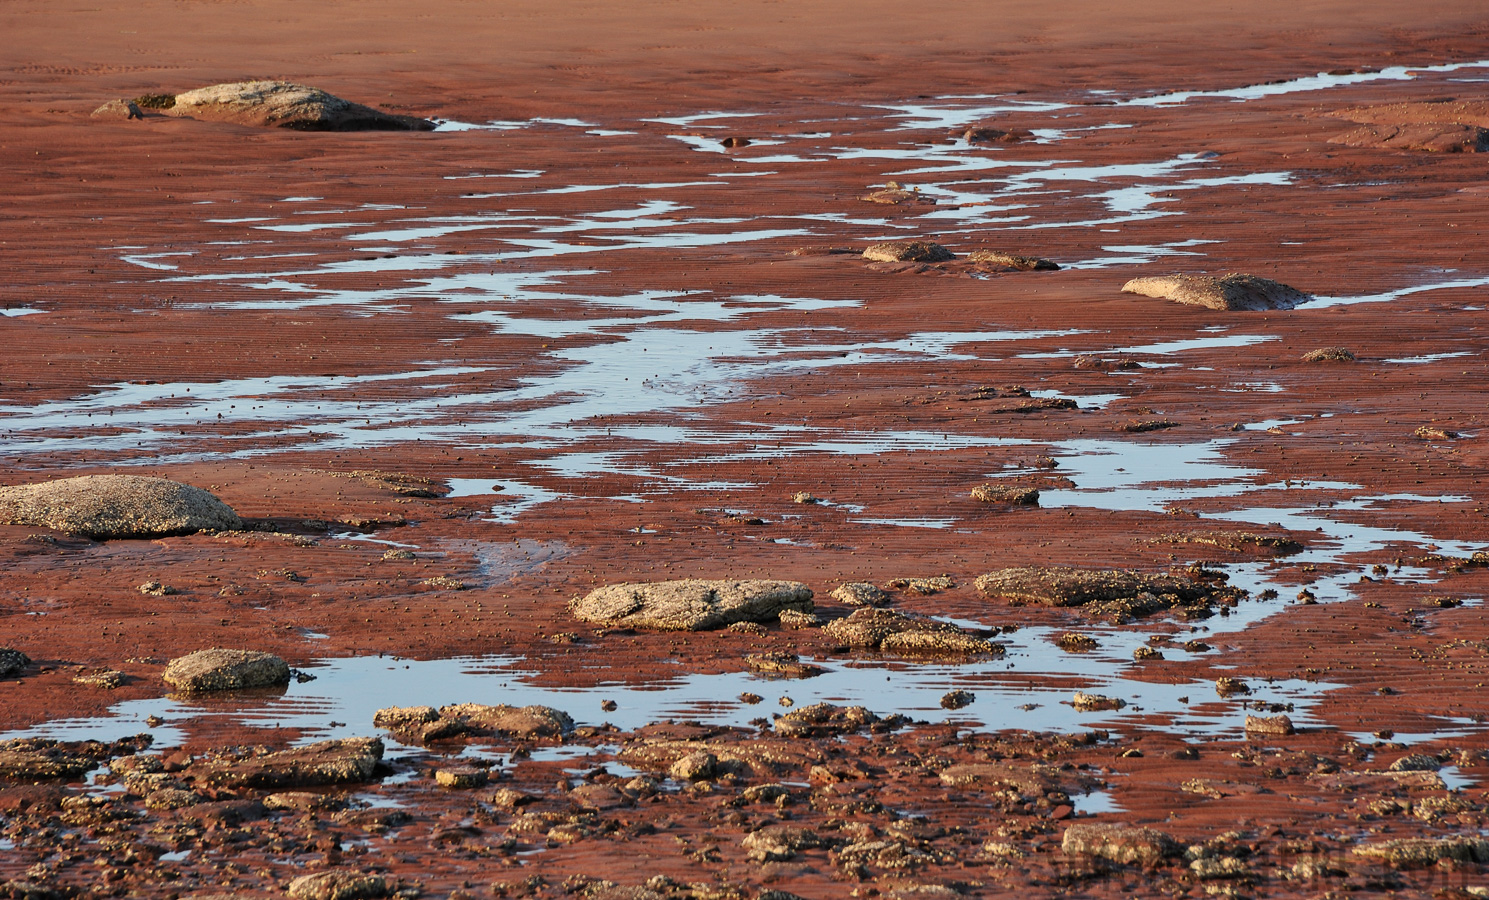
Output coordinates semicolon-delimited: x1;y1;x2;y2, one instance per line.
3;2;1489;897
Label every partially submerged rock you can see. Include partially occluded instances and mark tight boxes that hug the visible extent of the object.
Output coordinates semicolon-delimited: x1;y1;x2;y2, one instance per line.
373;703;574;743
162;649;290;692
188;738;384;788
961;126;1030;143
940;690;975;710
967;250;1060;270
975;566;1242;622
1062;823;1179;865
0;735;151;781
775;702;879;738
570;579;812;631
822;607;961;650
0;474;243;538
146;81;435;131
746;652;825;678
863;241;955;263
880;630;1003;658
0;649;28;679
861;181;935;205
1072;692;1126;712
1121;273;1311;311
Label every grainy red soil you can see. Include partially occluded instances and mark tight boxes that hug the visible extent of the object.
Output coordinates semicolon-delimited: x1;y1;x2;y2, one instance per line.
3;2;1489;897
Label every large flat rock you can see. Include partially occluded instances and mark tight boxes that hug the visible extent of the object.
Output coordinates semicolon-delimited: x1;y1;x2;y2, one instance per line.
570;579;813;631
163;649;291;692
1121;273;1310;310
157;81;435;131
0;475;243;538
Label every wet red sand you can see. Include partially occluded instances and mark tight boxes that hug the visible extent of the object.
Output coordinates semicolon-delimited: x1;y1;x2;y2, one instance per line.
4;1;1489;897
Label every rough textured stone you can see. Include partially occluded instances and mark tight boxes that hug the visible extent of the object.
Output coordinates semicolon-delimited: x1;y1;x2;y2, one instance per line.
570;579;812;631
880;631;1004;658
1062;823;1179;865
0;735;150;782
668;750;717;782
1351;837;1489;867
434;766;488;788
1121;273;1311;311
863;241;955;263
745;651;825;678
967;250;1060;270
168;81;434;131
0;649;28;679
975;566;1240;621
374;703;573;743
970;483;1040;505
163;649;290;692
287;869;390;900
1154;530;1302;555
0;475;243;538
831;582;891;607
822;608;959;649
1072;692;1127;712
742;824;823;861
775;702;878;738
1301;347;1356;362
189;737;383;788
1245;714;1295;736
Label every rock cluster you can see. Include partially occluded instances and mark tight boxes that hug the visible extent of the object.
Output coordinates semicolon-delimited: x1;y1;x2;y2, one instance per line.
822;608;1003;658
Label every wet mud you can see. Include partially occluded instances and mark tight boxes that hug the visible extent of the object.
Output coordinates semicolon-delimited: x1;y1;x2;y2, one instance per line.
3;1;1489;897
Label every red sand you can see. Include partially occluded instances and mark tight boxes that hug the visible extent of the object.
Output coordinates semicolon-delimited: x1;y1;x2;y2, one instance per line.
2;2;1489;897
